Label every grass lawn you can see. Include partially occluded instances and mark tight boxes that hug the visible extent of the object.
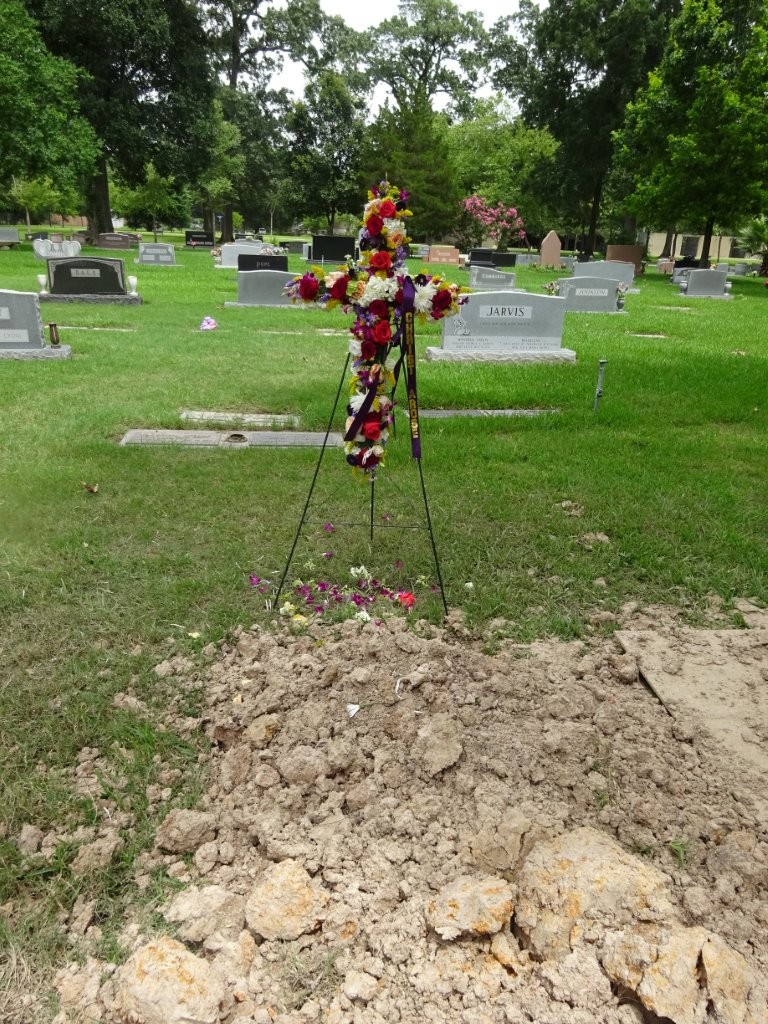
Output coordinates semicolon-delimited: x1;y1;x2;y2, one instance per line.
0;239;766;987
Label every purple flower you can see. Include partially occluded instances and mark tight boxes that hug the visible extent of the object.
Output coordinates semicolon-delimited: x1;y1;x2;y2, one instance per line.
321;550;334;559
249;574;263;587
323;522;336;533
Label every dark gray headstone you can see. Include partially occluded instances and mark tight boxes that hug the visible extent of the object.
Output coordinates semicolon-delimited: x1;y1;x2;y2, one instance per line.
185;230;214;247
0;289;45;349
284;240;305;255
48;257;127;295
97;233;133;249
311;235;355;261
237;253;288;272
427;291;573;363
224;270;298;308
469;248;495;266
137;242;177;266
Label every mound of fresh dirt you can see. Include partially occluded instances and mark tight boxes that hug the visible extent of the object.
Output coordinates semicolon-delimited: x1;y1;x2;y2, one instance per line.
32;605;768;1022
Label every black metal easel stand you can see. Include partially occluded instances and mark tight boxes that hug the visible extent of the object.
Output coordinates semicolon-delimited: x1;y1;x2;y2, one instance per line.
275;354;448;615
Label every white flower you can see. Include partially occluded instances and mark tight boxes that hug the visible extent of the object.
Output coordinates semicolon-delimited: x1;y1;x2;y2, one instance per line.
464;582;474;591
351;565;372;581
349;391;367;413
354;609;371;623
279;601;297;617
348;338;362;357
414;281;438;314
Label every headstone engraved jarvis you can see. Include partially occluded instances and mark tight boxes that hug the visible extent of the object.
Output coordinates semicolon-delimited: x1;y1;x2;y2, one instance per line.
559;276;625;313
469;265;518;291
0;289;71;359
426;291;574;363
224;270;298;308
136;242;177;265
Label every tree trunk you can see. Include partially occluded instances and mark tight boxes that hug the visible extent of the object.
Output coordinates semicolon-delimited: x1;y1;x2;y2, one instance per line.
87;154;113;236
585;178;603;257
660;227;675;258
204;207;215;236
220;203;234;244
700;217;715;265
760;252;768;276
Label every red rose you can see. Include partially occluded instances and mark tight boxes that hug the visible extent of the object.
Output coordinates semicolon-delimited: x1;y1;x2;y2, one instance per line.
330;274;349;300
363;414;381;441
361;339;376;360
372;320;392;343
369;251;392;271
379;199;397;218
298;274;319;300
366;214;384;236
431;288;453;315
394;287;403;305
368;299;390;319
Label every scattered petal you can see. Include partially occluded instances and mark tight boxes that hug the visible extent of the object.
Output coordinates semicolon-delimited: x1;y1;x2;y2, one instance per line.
346;703;361;718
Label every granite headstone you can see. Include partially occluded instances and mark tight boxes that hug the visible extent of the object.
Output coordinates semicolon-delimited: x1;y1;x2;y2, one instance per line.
469;265;517;290
224;270;298;307
136;242;177;265
559;276;625;313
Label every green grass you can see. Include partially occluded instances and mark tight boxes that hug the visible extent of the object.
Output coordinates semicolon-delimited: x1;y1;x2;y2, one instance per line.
0;239;767;994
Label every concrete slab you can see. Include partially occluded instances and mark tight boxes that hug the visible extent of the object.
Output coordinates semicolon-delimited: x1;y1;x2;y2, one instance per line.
120;429;341;448
0;345;72;360
180;410;301;427
414;408;560;418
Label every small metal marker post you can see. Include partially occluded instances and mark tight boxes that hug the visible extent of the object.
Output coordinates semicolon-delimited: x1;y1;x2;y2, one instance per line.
49;323;61;347
593;358;607;413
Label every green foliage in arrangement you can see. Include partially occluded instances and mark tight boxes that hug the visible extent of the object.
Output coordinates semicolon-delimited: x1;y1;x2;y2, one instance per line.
0;241;766;990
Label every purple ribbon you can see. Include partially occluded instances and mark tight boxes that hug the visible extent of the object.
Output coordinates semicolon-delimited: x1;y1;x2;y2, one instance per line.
401;277;421;459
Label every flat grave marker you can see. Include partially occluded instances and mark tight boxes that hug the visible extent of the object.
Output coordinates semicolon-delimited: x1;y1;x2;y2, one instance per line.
426;290;574;363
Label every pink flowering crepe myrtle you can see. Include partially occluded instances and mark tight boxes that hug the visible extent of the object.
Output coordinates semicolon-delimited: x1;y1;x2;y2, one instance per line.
463;194;526;244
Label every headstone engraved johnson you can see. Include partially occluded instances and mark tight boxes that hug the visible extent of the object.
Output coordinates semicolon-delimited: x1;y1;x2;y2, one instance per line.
224;270;298;308
426;291;574;363
559;277;626;313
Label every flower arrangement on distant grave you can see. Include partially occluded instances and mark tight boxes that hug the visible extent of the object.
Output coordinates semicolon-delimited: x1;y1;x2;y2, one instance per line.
284;181;467;478
543;280;560;296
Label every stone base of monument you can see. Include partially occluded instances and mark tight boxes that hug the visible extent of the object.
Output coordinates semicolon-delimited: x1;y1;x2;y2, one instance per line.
0;345;72;360
39;293;143;304
425;347;576;363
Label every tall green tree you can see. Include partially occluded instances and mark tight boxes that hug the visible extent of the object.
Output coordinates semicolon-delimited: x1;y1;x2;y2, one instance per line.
362;103;462;242
0;0;96;193
24;0;215;234
614;0;768;262
491;0;681;254
364;0;489;117
285;72;367;233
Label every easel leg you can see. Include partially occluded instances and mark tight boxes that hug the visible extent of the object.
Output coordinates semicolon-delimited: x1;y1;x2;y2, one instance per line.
417;458;449;616
275;354;351;606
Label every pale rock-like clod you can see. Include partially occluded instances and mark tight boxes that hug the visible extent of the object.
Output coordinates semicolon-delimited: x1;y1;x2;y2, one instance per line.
411;712;463;777
164;884;245;942
538;949;614;1011
155;808;217;853
245;859;329;940
16;823;44;855
105;936;226;1024
70;834;123;876
343;969;379;1002
515;827;675;959
426;875;514;940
